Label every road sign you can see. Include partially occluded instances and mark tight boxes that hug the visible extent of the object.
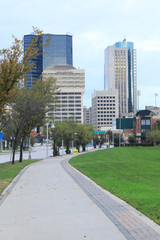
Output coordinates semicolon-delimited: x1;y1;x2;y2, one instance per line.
0;132;4;139
92;131;105;134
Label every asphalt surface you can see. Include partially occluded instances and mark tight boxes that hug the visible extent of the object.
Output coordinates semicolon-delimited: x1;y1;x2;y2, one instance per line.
0;144;54;164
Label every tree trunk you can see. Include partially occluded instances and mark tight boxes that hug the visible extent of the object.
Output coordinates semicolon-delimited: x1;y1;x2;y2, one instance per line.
65;145;71;154
19;139;24;162
12;131;19;164
12;139;17;164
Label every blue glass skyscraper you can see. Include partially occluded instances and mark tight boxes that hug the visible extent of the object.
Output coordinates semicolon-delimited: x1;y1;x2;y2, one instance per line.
24;34;73;87
43;34;72;69
24;34;43;87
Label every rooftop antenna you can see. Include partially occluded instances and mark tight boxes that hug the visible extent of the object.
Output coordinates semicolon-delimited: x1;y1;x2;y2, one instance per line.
123;36;126;42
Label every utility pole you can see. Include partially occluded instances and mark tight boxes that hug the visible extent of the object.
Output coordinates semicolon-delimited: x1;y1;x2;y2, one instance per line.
155;93;158;107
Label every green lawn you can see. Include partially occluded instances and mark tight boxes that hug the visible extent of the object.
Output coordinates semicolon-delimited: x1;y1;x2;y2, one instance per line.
0;159;42;195
69;147;160;225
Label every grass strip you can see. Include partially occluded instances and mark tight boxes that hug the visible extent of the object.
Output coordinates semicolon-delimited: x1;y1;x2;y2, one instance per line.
69;147;160;225
0;159;42;195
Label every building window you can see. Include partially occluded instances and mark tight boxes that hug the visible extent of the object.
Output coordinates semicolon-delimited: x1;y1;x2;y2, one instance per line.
146;120;150;125
141;120;145;125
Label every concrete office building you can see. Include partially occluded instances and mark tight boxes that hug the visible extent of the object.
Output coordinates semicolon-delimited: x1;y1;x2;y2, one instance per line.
104;39;137;116
24;34;73;87
83;107;92;125
92;89;118;131
43;65;85;123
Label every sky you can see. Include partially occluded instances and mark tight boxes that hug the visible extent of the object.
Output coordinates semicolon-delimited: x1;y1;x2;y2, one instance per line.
1;0;160;109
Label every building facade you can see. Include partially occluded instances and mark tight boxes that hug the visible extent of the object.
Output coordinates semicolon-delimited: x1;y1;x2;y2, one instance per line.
83;107;92;125
43;65;85;123
92;89;118;131
116;110;160;143
104;39;137;116
24;34;43;87
24;34;73;87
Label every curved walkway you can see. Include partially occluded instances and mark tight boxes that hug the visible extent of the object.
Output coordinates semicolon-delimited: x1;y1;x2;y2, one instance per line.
62;156;160;240
0;154;160;240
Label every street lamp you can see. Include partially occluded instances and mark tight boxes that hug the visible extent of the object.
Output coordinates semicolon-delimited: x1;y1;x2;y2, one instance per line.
28;135;31;159
71;133;77;154
46;121;55;158
155;93;158;107
62;136;64;155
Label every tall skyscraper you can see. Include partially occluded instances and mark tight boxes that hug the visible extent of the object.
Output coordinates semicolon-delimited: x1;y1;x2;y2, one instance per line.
24;34;73;87
104;39;137;116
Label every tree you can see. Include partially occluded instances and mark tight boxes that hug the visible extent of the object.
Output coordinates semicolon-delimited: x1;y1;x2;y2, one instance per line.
51;120;77;155
3;77;58;164
114;134;124;147
0;27;45;111
51;121;94;155
93;134;106;148
128;135;136;145
93;135;99;148
74;124;94;152
146;129;160;146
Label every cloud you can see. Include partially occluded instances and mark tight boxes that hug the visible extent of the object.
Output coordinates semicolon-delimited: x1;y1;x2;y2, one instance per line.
136;38;160;51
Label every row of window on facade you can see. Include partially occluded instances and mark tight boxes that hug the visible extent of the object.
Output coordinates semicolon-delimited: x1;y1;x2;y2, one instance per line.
58;96;81;99
97;104;115;107
98;111;116;114
141;119;150;125
97;96;115;99
97;100;115;102
98;115;116;118
97;108;115;111
56;112;81;115
55;117;81;120
98;122;112;125
57;92;81;95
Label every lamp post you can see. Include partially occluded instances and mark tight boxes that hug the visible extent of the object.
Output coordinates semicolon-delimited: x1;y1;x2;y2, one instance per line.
72;139;74;154
28;134;31;159
155;93;158;107
119;104;122;147
137;90;141;111
46;121;55;158
62;136;64;155
10;137;13;162
46;122;49;158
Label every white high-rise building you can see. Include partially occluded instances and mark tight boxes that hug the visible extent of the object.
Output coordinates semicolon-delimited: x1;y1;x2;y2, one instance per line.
83;107;92;125
43;65;85;123
104;39;137;116
92;89;118;131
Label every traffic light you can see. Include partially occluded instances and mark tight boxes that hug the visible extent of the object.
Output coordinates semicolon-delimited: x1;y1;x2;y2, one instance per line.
2;109;8;116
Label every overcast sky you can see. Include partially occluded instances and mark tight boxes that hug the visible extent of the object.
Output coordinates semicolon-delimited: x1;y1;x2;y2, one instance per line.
1;0;160;109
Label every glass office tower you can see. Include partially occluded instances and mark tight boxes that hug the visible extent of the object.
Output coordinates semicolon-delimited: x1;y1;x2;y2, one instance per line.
43;34;72;69
24;34;73;87
104;39;137;115
24;34;43;87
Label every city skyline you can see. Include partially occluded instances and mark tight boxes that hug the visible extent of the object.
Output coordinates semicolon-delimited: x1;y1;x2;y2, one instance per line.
1;0;160;109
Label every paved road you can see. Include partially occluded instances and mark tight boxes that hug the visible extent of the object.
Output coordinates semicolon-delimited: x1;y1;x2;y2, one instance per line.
0;154;160;240
0;144;54;164
0;144;94;164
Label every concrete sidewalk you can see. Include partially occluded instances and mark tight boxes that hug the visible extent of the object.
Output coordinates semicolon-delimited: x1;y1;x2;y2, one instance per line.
0;155;160;240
